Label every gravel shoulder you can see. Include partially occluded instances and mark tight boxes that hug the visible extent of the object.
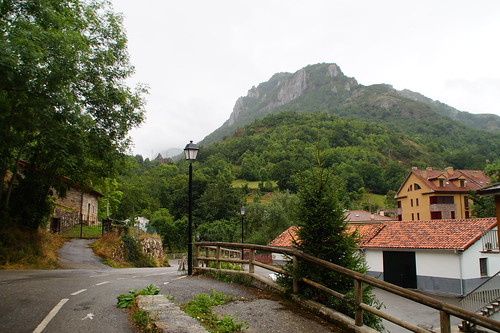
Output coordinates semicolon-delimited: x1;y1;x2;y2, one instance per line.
162;275;342;332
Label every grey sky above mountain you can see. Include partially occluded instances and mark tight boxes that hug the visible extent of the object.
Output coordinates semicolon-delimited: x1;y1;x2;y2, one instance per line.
110;0;500;158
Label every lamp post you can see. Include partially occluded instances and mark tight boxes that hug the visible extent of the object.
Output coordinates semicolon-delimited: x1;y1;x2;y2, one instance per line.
184;140;199;276
240;206;245;259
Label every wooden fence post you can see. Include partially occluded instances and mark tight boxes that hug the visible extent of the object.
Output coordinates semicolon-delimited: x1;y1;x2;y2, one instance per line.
216;246;221;270
293;255;299;294
194;244;199;268
249;249;255;273
354;279;363;326
440;311;451;333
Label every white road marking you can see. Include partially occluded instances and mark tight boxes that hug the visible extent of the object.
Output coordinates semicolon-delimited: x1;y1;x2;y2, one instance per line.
143;272;169;277
70;289;87;296
32;298;69;333
81;313;94;320
164;275;186;285
95;281;109;286
89;274;110;278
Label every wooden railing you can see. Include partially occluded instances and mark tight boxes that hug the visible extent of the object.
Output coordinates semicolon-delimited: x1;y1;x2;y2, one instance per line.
194;242;500;333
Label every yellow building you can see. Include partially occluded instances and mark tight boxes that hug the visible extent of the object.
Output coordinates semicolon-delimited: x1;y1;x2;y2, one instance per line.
396;167;490;221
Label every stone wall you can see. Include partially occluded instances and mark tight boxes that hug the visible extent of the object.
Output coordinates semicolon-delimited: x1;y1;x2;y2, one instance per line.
138;235;165;263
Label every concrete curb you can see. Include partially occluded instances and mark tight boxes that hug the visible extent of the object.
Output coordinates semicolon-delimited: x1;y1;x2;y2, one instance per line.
136;295;208;333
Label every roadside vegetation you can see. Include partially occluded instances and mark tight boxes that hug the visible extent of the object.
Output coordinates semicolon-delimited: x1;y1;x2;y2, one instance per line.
0;227;66;270
117;284;163;333
182;290;247;333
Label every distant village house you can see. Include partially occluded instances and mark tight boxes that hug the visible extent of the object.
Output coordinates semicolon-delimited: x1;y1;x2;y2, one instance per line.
396;167;490;221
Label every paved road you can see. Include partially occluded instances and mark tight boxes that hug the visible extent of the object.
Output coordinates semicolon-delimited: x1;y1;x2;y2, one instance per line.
0;239;340;333
0;239;184;333
0;239;466;333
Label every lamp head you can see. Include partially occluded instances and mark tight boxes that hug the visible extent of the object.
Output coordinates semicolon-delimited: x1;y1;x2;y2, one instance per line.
184;141;199;161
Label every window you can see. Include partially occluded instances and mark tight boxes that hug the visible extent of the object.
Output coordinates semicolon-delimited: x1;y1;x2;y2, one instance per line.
414;183;421;190
480;258;488;277
465;211;470;218
439;179;445;187
451;211;455;219
409;185;413;191
416;198;419;206
430;211;442;220
398;214;402;221
417;213;420;220
397;201;401;208
460;180;465;187
411;199;414;207
430;196;454;204
412;213;415;220
464;196;469;209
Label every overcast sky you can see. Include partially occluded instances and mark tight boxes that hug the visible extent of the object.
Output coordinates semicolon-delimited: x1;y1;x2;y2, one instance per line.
110;0;500;158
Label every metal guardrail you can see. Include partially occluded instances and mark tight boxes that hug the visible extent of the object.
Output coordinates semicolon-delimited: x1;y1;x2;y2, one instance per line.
194;242;500;333
461;271;500;313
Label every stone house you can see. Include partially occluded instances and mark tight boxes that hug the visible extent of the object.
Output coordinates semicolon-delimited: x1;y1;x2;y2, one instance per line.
50;185;103;232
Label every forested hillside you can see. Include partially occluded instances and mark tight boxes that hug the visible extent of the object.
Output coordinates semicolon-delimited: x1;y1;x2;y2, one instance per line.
109;63;499;250
202;63;500;146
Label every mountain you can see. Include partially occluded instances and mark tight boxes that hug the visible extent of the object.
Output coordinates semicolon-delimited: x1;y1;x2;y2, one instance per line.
200;63;499;146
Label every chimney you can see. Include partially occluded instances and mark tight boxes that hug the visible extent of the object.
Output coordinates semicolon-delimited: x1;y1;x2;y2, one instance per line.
445;167;454;175
412;166;418;170
426;167;433;171
472;171;478;177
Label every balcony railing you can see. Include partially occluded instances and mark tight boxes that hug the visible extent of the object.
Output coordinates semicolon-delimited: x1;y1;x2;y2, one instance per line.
482;229;499;252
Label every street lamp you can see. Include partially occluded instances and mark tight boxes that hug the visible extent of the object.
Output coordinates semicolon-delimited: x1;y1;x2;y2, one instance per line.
184;140;199;275
240;206;245;259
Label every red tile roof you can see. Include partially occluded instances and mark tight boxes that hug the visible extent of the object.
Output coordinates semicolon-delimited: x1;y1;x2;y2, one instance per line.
399;168;490;195
268;218;497;251
361;218;497;250
268;226;299;247
348;223;385;247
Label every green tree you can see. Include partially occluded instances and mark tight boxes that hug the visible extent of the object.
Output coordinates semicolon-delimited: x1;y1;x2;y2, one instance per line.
0;0;146;228
149;208;186;252
290;156;382;330
196;219;237;242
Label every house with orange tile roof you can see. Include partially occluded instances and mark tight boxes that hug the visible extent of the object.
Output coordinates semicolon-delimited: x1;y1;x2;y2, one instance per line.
268;217;498;296
395;167;490;221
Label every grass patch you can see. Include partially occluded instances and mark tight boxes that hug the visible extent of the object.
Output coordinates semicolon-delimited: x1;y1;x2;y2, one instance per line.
0;227;67;269
207;270;253;286
182;290;247;333
361;193;386;209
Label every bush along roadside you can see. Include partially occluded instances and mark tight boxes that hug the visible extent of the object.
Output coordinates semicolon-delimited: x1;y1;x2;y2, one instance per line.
181;289;247;333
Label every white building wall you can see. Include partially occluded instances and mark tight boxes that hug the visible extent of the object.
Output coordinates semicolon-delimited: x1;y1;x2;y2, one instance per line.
461;240;484;280
364;250;383;272
416;250;461;278
462;239;500;279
